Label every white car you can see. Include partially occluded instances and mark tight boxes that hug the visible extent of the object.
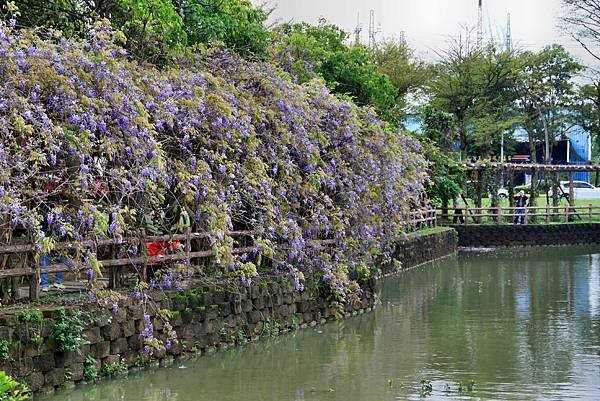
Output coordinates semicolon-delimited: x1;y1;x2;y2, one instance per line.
547;181;600;200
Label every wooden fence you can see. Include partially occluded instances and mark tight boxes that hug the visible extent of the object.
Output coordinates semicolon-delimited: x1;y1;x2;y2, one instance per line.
437;204;600;225
0;209;436;304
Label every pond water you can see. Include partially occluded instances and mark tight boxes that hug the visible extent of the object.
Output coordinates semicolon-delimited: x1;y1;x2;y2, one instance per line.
42;246;600;401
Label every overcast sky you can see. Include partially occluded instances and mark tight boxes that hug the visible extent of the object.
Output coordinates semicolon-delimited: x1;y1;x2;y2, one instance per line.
254;0;597;66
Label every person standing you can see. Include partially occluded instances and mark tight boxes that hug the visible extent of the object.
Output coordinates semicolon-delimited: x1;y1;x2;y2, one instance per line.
514;190;528;225
453;196;465;224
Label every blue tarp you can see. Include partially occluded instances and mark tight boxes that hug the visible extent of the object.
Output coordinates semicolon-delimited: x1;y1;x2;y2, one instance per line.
567;128;590;183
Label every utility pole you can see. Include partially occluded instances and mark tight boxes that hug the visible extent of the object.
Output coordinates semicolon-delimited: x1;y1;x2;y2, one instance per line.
354;12;362;46
477;0;483;49
505;13;512;52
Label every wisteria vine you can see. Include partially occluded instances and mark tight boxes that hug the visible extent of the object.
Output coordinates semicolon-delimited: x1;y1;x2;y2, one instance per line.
0;19;426;348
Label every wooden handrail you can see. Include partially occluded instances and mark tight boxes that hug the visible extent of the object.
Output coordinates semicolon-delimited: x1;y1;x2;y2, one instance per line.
437;204;600;224
0;210;435;302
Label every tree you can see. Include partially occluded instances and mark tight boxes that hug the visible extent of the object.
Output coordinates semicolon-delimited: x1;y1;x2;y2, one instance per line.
574;82;600;183
9;0;185;62
560;0;600;63
182;0;269;57
372;38;431;120
6;0;270;62
513;45;582;163
269;21;398;123
426;31;520;159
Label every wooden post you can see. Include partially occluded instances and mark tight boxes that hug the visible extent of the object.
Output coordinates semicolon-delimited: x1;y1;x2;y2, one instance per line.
524;205;528;225
529;167;537;223
552;172;559;222
508;169;515;208
139;229;147;283
475;169;483;224
109;244;117;289
568;171;575;207
31;260;40;301
564;204;569;223
185;227;192;263
498;204;503;224
546;205;550;224
589;203;593;223
568;171;575;222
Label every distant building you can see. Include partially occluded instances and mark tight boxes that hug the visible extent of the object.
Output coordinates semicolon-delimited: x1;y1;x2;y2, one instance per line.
510;126;592;183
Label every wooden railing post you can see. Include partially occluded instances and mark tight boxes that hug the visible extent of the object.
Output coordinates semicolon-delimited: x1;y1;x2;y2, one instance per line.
139;229;147;283
31;259;40;301
589;204;593;223
185;227;192;264
524;206;528;225
498;205;502;224
545;205;550;224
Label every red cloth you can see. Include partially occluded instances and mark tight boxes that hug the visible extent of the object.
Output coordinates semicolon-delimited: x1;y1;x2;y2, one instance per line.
146;241;181;266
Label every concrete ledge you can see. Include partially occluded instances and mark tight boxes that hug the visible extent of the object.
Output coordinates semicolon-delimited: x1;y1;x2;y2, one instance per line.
450;223;600;247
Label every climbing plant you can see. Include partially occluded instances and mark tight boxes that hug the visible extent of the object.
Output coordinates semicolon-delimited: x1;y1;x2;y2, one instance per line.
0;14;426;349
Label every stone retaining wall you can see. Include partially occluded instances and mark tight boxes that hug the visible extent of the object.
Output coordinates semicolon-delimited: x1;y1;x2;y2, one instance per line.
0;276;374;396
0;228;459;396
383;228;458;274
451;223;600;247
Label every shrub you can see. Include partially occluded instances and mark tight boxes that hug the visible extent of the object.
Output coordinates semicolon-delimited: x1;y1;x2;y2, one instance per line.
52;309;87;353
0;371;30;401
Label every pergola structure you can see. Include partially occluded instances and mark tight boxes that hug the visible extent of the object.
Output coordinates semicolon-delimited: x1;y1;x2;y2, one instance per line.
463;162;600;215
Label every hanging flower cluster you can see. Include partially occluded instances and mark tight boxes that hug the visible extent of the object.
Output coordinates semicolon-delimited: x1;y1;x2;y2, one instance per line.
0;20;426;306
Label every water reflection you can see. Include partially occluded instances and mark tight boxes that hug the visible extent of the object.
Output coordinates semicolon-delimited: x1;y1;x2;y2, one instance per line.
41;246;600;401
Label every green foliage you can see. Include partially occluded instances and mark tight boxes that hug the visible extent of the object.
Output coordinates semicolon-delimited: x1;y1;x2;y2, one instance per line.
574;83;600;150
182;0;269;56
0;371;30;401
372;38;430;117
16;310;42;324
0;340;8;361
419;138;465;207
12;0;185;62
427;38;522;159
16;310;43;345
12;0;269;62
269;21;398;122
100;359;128;377
52;309;87;353
83;356;99;381
514;44;582;162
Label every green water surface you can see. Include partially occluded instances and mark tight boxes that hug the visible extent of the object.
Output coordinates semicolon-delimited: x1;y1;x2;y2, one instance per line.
42;246;600;400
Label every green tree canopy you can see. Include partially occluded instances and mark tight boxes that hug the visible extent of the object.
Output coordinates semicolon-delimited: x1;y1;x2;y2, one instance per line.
182;0;269;57
372;38;430;116
269;21;398;123
426;35;521;159
513;45;582;163
7;0;269;62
